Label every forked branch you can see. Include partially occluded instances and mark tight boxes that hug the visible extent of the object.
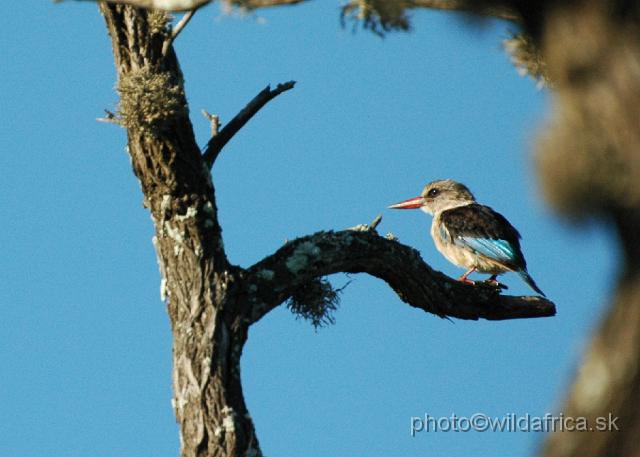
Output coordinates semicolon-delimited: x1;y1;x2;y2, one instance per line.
245;228;556;324
202;81;296;167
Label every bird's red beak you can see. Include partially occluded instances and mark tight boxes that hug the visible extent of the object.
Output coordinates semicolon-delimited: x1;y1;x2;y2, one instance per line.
388;196;425;209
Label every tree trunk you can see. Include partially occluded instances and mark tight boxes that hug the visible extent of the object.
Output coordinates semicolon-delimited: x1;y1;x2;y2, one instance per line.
100;6;261;456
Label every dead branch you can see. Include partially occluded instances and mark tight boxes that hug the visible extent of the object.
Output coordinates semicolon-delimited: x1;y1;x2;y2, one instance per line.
202;81;296;168
410;0;519;21
162;6;201;56
62;0;210;12
65;0;520;21
201;110;220;136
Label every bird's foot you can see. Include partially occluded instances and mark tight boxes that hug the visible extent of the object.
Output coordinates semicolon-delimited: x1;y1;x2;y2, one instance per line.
457;276;476;285
458;267;477;285
482;276;508;290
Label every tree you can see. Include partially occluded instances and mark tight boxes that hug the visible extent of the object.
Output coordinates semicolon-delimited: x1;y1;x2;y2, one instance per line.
58;0;640;456
86;2;560;457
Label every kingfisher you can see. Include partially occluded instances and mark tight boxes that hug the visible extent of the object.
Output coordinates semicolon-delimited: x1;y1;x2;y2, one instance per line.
388;179;545;296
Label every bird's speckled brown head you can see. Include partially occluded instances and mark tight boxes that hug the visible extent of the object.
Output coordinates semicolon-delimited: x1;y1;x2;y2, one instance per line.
419;179;476;214
388;179;476;214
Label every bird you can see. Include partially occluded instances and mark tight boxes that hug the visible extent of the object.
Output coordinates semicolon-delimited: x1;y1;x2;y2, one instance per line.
388;179;545;296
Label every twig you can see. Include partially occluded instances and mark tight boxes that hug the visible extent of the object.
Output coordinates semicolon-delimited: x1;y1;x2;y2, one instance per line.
201;110;220;136
162;6;200;56
96;109;120;124
369;214;382;231
203;81;296;168
348;214;382;232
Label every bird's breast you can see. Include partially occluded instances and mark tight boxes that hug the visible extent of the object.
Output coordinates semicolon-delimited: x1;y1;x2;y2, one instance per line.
431;217;475;269
430;217;510;273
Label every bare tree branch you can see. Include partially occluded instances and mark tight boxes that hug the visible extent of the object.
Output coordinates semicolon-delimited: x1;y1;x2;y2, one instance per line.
245;229;556;325
60;0;210;12
410;0;519;21
202;81;296;168
340;0;520;36
162;6;201;56
63;0;520;20
234;0;519;20
60;0;306;12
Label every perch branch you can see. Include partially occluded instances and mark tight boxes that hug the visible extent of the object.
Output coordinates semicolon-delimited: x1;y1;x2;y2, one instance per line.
245;229;555;324
203;81;296;168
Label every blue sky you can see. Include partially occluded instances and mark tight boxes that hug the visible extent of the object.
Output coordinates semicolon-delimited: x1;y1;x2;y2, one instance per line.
1;2;617;456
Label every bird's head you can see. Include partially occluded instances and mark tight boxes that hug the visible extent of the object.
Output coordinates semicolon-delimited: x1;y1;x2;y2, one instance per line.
388;179;476;214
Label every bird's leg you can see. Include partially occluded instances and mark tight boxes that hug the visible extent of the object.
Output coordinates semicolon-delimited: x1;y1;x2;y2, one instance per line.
458;267;477;284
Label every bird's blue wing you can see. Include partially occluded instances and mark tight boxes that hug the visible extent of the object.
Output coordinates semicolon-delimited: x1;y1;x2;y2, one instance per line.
440;204;526;268
456;236;518;264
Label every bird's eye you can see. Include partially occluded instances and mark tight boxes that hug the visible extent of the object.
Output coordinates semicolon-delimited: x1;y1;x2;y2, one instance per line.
427;188;439;197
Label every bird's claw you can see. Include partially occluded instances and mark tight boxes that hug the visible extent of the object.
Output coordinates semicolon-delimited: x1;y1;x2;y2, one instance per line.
457;276;509;291
482;279;509;290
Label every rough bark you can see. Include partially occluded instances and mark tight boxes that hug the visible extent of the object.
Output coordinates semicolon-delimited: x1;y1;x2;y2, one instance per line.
100;6;256;456
99;4;555;457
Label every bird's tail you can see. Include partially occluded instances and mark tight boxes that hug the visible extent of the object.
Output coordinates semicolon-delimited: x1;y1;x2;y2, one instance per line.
518;270;546;297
